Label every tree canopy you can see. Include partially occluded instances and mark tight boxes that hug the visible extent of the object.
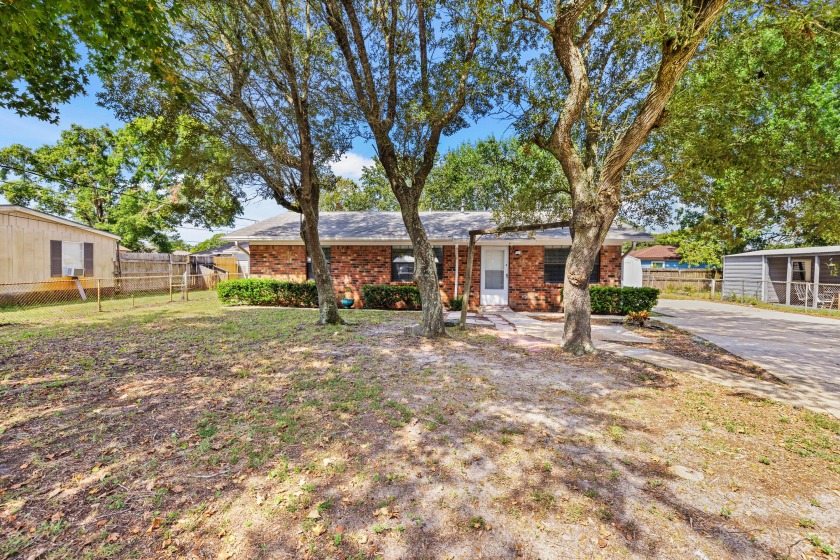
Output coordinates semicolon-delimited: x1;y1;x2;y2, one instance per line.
641;2;840;249
0;116;243;252
0;0;183;123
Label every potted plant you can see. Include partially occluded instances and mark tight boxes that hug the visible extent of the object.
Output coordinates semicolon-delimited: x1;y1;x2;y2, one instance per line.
341;289;355;309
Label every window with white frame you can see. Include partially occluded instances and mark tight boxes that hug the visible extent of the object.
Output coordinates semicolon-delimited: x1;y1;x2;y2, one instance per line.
62;241;84;270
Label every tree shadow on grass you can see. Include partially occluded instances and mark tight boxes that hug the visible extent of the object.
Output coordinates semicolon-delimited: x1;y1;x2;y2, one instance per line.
0;307;796;559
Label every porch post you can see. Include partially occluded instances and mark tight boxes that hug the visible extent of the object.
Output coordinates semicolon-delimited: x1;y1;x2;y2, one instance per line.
761;256;768;303
454;244;459;298
785;256;792;305
460;234;477;328
813;255;821;309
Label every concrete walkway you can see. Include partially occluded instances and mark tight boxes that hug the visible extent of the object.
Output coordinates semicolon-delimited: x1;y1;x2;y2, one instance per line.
493;310;840;418
654;299;840;416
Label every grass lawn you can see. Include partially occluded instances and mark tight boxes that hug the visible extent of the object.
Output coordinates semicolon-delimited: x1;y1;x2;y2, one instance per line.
1;300;839;559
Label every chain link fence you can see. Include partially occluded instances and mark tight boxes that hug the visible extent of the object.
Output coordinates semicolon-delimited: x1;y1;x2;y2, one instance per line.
642;272;723;300
0;273;246;324
722;279;840;309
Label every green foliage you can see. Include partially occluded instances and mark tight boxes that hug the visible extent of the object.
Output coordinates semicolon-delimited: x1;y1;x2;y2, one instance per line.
583;287;660;315
100;0;354;215
192;234;229;254
0;0;182;122
361;285;422;310
321;167;398;212
423;137;570;224
449;296;464;312
320;139;571;225
217;279;318;308
654;229;724;269
645;3;840;247
0;116;243;252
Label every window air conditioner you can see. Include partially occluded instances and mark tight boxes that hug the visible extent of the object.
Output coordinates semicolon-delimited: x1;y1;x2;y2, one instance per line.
63;266;85;277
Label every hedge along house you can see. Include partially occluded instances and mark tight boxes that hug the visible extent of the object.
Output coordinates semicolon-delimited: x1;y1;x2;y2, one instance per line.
223;211;652;312
723;246;840;309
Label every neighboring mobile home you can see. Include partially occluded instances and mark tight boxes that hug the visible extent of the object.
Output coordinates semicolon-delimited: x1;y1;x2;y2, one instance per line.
0;205;120;284
223;211;652;312
723;246;840;309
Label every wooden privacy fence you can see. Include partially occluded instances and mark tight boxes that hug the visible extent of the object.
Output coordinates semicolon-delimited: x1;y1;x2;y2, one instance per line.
642;269;722;293
116;253;217;277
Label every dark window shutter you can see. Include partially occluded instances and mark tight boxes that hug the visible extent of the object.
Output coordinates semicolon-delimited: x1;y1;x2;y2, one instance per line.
50;240;63;277
84;243;94;276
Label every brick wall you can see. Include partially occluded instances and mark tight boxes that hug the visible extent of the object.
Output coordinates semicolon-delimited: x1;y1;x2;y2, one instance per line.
249;243;620;312
250;244;307;281
330;245;391;306
507;245;622;312
599;245;622;286
508;245;563;312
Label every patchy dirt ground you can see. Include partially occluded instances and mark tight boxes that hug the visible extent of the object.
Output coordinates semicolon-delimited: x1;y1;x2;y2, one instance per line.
532;315;778;383
1;301;839;560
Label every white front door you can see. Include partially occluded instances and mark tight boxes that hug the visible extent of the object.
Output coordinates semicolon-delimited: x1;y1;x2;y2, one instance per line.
480;246;508;306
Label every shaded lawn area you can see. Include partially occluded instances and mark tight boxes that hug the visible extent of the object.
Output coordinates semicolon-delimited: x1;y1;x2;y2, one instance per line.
1;301;839;560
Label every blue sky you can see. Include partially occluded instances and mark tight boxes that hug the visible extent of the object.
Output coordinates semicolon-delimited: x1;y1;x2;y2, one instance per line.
0;82;516;245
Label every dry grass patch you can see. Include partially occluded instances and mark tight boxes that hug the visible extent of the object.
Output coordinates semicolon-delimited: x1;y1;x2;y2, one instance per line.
0;300;838;559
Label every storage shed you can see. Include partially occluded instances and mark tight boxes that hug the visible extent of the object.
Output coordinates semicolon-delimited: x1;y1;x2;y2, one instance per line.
722;246;840;309
0;205;121;284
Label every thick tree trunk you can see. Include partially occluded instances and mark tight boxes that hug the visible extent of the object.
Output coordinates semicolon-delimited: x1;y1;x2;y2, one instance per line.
561;193;616;354
300;203;343;325
400;202;446;337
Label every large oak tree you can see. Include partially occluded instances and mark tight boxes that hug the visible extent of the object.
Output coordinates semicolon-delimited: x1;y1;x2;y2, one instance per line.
316;0;516;336
104;0;354;324
514;0;728;353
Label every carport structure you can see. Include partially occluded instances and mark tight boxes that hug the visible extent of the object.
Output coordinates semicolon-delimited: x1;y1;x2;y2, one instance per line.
723;246;840;309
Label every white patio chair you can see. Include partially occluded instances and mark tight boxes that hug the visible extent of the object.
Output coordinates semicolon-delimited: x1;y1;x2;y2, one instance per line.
792;283;810;306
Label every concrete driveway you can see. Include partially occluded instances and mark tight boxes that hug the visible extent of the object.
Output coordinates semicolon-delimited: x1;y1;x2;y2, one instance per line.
654;299;840;413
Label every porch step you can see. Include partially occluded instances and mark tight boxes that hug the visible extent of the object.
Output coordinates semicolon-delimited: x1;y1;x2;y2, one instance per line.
479;305;513;313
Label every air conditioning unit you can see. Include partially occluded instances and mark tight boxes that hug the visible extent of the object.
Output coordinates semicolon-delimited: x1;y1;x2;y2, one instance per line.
63;266;84;277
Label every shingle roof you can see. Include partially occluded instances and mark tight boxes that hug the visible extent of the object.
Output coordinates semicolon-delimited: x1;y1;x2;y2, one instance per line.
629;245;680;260
725;246;840;258
223;211;653;243
191;241;249;256
0;205;121;240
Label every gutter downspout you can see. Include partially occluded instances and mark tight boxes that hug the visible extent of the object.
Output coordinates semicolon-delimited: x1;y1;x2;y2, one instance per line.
234;241;250;256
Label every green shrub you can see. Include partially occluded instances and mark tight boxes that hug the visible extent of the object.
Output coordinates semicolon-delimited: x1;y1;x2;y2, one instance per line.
559;286;659;315
449;295;464;311
361;284;421;310
217;278;318;307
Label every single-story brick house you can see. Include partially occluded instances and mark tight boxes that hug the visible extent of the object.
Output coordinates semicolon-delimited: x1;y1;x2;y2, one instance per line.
223;211;652;312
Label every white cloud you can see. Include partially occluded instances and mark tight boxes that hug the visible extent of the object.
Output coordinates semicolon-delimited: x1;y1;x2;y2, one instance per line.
330;152;374;181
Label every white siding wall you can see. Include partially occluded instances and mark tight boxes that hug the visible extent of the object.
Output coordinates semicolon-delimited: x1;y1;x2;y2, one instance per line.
722;255;764;299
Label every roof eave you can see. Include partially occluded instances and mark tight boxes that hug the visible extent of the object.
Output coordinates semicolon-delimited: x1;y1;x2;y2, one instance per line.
0;205;122;240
